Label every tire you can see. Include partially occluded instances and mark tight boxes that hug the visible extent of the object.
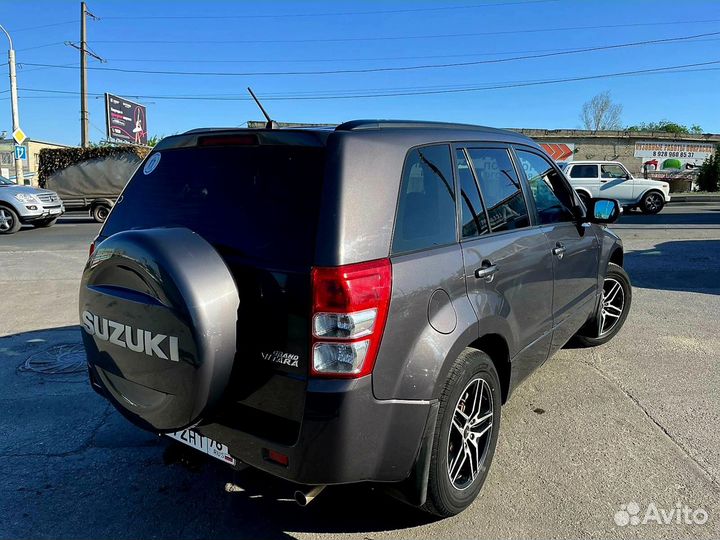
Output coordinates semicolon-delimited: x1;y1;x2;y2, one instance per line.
640;191;664;214
91;204;110;223
573;262;632;347
421;349;502;517
33;217;58;228
0;206;22;234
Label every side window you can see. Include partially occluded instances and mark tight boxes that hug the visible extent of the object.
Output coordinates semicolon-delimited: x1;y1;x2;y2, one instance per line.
466;148;529;233
392;144;456;254
516;150;575;225
601;164;628;178
456;149;488;239
569;164;598;178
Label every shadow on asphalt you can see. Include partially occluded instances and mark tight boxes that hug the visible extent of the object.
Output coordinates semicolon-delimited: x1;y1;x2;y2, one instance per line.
625;239;720;296
0;326;437;539
617;206;720;226
14;216;98;233
57;216;97;225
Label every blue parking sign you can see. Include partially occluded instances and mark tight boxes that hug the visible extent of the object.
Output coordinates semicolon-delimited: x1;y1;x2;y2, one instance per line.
14;145;27;160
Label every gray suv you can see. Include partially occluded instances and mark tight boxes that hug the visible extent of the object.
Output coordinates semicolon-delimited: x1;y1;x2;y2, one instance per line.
0;176;64;234
79;120;631;517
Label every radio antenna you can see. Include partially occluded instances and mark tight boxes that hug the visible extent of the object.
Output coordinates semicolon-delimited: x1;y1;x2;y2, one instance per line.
247;87;277;129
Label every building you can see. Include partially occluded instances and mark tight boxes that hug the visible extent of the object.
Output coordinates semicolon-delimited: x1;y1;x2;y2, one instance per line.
248;121;719;191
0;138;72;187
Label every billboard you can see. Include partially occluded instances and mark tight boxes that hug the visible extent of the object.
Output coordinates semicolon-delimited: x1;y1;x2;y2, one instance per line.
634;141;714;172
105;93;148;145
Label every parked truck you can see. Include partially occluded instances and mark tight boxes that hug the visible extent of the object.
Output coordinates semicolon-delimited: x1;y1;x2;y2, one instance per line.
41;147;146;223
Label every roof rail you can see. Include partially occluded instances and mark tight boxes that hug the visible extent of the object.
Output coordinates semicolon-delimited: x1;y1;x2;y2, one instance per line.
335;119;490;131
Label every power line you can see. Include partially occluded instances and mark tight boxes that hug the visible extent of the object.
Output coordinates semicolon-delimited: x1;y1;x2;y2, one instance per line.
13;60;720;102
17;41;69;52
100;0;557;20
17;62;79;74
8;20;78;33
102;37;720;65
90;18;720;45
19;31;720;77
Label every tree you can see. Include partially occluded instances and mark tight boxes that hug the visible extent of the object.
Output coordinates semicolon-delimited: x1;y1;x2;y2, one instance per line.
696;145;720;192
626;120;704;135
580;91;623;131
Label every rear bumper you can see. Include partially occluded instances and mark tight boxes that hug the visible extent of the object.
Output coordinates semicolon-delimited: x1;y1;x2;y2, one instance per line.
91;372;434;485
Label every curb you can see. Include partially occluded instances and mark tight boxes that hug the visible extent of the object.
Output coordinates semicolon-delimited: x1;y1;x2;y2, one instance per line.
668;195;720;203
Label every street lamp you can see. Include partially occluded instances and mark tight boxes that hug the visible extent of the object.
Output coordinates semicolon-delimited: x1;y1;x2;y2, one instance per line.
0;24;25;185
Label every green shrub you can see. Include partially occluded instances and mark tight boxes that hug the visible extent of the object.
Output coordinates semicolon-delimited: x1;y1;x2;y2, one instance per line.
38;146;150;188
696;145;720;192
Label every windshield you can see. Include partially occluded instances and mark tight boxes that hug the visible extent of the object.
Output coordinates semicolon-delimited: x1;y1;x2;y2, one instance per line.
102;144;326;268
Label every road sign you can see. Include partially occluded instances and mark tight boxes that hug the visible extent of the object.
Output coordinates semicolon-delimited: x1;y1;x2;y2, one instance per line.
540;143;575;161
12;128;27;145
14;145;26;160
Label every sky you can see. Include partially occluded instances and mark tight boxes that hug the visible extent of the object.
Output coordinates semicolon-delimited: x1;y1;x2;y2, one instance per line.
1;0;719;146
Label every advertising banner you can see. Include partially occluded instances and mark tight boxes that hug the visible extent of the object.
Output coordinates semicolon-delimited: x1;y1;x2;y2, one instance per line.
634;141;714;171
105;93;148;145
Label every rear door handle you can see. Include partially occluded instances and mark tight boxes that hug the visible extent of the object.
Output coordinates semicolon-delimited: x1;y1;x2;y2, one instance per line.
474;262;498;281
552;242;566;259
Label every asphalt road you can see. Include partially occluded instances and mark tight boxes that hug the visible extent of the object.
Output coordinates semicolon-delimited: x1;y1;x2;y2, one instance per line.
1;205;719;539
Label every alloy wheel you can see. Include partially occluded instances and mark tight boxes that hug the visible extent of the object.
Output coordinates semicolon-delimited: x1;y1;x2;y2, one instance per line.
645;193;662;212
0;209;13;232
447;377;494;490
599;277;625;337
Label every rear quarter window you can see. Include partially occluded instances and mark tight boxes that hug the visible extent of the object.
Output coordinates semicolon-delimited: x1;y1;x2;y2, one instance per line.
569;164;599;178
391;144;456;255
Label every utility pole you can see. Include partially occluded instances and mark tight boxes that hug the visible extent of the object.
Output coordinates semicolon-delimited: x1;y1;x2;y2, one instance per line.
80;1;89;147
70;2;102;147
0;24;24;184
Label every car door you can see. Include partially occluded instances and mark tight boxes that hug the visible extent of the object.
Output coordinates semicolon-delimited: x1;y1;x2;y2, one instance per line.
599;163;634;203
567;164;600;197
513;148;600;353
457;145;554;385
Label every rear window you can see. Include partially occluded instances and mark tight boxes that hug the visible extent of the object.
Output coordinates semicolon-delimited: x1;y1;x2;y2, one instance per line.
102;144;326;266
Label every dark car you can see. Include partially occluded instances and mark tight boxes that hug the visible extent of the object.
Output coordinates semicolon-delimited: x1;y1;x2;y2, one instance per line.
79;120;631;517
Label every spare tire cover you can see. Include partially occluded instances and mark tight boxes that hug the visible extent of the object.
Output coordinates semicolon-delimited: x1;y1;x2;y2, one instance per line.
79;227;239;432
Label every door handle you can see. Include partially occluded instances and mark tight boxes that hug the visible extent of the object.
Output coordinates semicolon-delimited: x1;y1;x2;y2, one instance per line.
474;262;498;281
600;179;609;183
552;242;566;260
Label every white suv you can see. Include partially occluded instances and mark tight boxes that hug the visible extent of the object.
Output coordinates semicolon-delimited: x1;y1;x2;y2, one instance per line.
558;160;670;214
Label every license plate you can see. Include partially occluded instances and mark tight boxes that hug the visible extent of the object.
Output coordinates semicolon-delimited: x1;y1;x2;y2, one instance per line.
166;429;236;466
49;208;62;215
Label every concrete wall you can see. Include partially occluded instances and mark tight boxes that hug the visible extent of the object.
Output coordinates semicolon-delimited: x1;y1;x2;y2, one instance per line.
513;129;719;191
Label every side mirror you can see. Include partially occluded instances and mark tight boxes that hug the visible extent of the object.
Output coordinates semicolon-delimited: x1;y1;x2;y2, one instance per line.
587;198;621;224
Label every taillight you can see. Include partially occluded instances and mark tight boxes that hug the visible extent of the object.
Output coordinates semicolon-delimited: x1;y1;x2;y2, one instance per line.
310;258;392;378
88;241;95;258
